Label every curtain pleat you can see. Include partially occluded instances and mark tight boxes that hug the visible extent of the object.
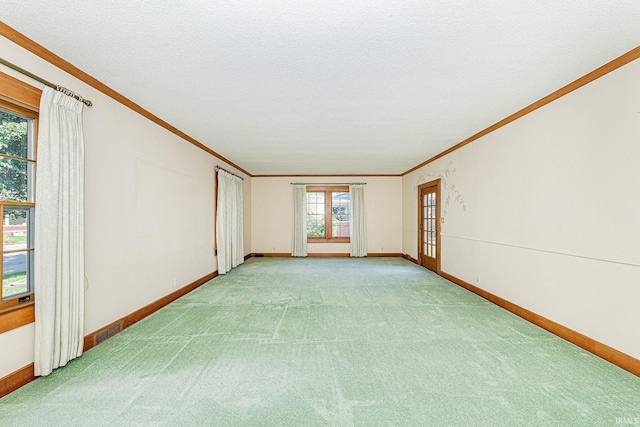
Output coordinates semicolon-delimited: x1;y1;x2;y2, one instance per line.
216;170;244;274
292;185;307;257
349;184;367;257
34;87;85;376
232;175;244;267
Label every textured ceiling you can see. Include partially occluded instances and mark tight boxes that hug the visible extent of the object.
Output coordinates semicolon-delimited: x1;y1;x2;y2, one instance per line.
1;1;639;175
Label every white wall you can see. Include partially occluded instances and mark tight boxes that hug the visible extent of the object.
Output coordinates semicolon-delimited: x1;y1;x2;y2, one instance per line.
403;57;640;359
0;36;251;379
252;176;402;255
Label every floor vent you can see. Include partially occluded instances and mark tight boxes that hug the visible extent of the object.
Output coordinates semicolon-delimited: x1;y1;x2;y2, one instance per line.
94;321;123;345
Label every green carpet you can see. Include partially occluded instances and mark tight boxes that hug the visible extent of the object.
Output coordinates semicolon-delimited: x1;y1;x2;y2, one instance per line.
1;257;638;426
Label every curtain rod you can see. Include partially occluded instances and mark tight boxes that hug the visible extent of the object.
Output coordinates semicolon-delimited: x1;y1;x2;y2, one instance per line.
0;57;93;107
291;182;366;185
215;165;244;180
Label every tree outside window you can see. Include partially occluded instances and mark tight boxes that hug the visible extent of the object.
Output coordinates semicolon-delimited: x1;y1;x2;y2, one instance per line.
305;186;350;242
1;107;36;305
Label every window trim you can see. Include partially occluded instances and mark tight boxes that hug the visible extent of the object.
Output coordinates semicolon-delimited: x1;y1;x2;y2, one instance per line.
0;71;40;327
306;185;350;244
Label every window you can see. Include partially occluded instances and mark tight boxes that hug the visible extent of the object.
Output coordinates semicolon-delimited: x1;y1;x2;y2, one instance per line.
0;76;38;314
306;186;350;242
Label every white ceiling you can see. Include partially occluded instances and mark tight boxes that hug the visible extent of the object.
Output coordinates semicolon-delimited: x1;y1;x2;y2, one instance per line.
2;1;639;175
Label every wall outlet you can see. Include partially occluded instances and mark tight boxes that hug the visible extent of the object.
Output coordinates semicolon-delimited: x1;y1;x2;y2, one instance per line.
173;278;178;287
476;276;480;283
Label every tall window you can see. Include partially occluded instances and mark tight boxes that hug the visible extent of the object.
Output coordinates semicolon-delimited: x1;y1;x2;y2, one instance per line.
306;186;350;242
0;103;36;309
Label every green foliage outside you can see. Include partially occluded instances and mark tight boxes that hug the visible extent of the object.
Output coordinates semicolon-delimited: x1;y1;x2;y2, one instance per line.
0;110;29;203
332;206;348;222
307;216;325;237
305;192;350;237
306;206;349;238
3;234;26;246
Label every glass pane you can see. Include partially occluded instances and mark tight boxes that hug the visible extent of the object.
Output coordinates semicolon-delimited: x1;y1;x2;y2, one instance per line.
0;110;29;159
306;193;324;213
306;191;325;237
3;251;28;298
331;192;350;238
333;195;348;215
3;208;29;249
332;192;350;214
306;192;314;203
307;214;325;237
0;157;29;202
332;221;348;237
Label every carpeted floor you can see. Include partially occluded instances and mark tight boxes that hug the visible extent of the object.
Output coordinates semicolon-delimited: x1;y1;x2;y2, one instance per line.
1;257;638;426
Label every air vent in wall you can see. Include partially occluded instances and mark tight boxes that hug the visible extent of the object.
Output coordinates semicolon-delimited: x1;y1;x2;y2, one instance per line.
107;323;122;337
94;321;123;345
94;330;109;345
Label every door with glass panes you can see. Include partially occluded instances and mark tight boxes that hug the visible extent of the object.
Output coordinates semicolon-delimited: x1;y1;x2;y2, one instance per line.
418;180;440;273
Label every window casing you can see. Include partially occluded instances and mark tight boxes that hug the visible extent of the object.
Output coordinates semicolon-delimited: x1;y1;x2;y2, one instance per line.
306;186;350;243
0;96;37;311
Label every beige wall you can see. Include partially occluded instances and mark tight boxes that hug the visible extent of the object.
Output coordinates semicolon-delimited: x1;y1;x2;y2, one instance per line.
251;176;402;255
0;36;251;379
403;57;640;359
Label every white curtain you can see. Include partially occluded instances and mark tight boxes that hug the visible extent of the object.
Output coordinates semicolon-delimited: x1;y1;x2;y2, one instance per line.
216;169;244;274
292;184;307;257
349;184;367;257
34;87;85;376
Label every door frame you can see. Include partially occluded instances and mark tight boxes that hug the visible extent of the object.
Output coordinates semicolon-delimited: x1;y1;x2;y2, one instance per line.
418;179;441;274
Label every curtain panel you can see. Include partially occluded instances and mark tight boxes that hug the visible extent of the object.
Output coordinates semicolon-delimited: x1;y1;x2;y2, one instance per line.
216;169;244;274
292;184;307;257
34;87;85;376
349;184;367;257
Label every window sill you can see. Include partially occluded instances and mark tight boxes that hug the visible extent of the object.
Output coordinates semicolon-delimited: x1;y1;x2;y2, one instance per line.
0;301;35;334
308;237;350;244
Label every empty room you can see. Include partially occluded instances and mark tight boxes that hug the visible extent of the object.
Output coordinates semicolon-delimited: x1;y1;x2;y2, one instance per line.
1;2;639;426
